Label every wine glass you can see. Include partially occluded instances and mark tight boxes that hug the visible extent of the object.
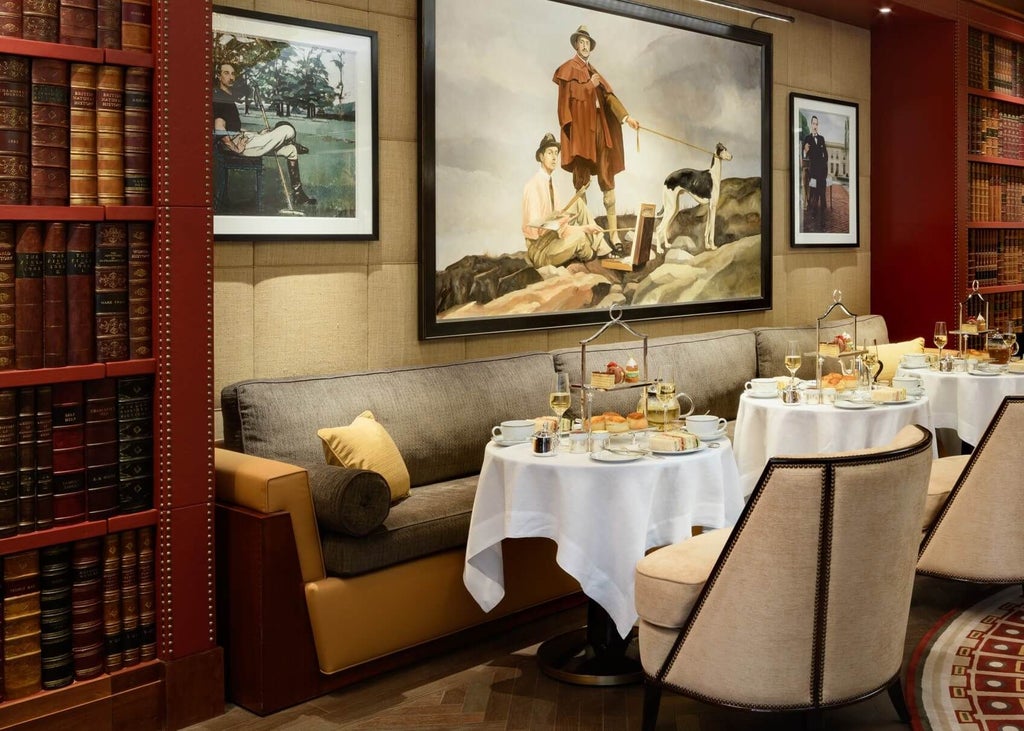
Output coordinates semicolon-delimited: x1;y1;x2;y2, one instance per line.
784;340;801;389
934;321;948;362
549;372;571;442
860;340;879;383
655;370;678;431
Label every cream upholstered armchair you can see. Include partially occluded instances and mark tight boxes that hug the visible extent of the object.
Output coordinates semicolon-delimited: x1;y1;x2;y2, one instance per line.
634;424;933;730
918;395;1024;591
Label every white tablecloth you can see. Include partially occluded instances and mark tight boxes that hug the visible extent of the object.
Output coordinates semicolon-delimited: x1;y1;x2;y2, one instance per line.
898;367;1024;445
464;441;744;639
732;393;935;496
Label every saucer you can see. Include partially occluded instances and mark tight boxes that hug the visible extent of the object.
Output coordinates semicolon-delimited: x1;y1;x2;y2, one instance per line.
491;435;530;447
689;428;728;441
652;443;708;456
746;391;779;399
590;450;641;463
900;363;929;369
969;369;1003;377
834;400;874;410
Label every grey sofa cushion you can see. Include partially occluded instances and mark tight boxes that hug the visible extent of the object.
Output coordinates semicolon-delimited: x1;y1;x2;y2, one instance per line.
752;315;890;381
320;475;478;576
551;329;757;421
305;462;391;537
221;352;557;487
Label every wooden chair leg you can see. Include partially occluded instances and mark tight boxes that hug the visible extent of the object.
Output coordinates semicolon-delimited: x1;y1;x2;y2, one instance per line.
641;681;661;731
888;677;911;723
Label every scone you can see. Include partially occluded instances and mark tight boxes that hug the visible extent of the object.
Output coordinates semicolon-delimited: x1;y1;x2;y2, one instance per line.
584;415;607;431
626;411;648;430
605;414;629;433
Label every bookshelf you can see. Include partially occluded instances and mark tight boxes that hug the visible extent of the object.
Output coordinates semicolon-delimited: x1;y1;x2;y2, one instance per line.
0;1;220;730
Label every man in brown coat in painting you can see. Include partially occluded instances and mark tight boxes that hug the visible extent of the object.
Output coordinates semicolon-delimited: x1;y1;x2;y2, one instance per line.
553;25;640;247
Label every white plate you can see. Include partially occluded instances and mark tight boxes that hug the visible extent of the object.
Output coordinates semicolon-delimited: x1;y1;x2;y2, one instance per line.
652;443;708;456
491;436;530;447
745;391;779;399
969;370;1003;377
874;399;913;406
834;400;874;410
590;450;642;463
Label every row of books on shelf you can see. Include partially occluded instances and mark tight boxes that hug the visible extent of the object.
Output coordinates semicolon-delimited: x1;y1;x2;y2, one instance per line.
0;374;153;539
968;27;1024;98
1;525;154;701
968;96;1024;159
968;162;1024;222
0;54;151;206
0;0;150;52
968;228;1024;287
0;220;151;370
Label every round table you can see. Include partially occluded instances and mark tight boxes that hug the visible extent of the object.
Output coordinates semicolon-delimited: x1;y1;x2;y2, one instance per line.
732;392;935;496
464;439;743;685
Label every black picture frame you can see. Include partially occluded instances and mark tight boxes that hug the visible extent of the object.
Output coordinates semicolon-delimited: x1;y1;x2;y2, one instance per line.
419;0;773;339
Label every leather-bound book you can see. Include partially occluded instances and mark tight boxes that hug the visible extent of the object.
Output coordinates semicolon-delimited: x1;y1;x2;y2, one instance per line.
68;63;96;206
0;223;15;371
29;58;68;206
38;543;71;690
137;523;153;660
84;378;116;519
118;527;137;665
22;0;58;43
127;222;149;359
115;375;150;513
58;0;95;47
0;0;22;38
122;67;149;205
101;531;120;672
95;0;118;48
15;386;34;534
65;222;94;365
0;54;30;205
14;222;42;371
51;380;85;526
120;0;149;53
33;384;52;530
94;222;127;362
70;536;102;679
0;389;16;537
94;65;122;206
42;222;66;368
3;549;41;700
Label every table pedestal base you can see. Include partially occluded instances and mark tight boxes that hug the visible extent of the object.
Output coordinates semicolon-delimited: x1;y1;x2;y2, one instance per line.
536;600;642;686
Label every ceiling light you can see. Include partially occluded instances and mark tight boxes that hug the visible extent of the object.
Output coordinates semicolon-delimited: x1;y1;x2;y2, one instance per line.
879;7;893;14
695;0;796;23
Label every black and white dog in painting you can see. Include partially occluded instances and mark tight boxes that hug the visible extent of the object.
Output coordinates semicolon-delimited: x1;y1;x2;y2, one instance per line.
653;142;732;254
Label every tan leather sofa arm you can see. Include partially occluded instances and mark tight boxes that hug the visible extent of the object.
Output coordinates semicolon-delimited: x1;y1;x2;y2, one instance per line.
214;447;326;583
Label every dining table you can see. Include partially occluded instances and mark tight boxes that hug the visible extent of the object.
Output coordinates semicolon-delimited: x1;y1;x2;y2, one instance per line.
464;437;744;686
732;390;935;497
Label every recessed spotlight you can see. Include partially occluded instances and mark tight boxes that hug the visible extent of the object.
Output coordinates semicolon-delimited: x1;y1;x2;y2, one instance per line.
879;7;893;14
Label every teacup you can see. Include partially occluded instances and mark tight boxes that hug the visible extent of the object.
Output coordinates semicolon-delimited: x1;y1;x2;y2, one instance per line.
892;375;923;395
492;419;534;442
902;353;928;368
685;414;727;437
801;388;821;405
744;377;777;397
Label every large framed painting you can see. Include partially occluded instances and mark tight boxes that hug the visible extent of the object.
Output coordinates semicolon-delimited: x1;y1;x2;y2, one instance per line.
419;0;772;339
211;7;378;239
790;92;859;248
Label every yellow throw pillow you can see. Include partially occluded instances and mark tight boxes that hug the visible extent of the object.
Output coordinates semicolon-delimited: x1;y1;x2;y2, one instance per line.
876;337;926;382
317;411;410;503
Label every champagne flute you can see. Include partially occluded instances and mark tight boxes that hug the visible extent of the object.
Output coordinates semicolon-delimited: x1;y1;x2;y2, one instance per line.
934;321;948;362
549;372;571;442
861;340;879;383
656;370;677;431
784;340;802;389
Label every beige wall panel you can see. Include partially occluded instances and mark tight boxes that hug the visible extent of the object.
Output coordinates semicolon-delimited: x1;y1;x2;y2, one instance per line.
254;0;366;27
830;22;870;100
368;12;417;142
859;96;871;179
788;13;832;94
214;241;254;268
368;0;415;18
216;0;253;10
858;174;870;251
772;85;791;175
465;332;549;360
214;269;256;408
312;0;367;10
253;240;369;267
253;266;369;377
772;168;789;256
379;139;418;264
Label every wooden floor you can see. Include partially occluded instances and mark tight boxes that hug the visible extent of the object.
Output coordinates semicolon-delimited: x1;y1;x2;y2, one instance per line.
184;576;996;730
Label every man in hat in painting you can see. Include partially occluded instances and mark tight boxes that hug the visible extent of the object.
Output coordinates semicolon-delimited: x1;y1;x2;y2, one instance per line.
553;25;641;249
522;132;610;268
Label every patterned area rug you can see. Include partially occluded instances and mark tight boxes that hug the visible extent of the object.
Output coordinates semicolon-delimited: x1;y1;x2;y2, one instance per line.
909;585;1024;731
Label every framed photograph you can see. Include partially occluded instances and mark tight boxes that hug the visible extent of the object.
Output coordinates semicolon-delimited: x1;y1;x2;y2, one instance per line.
790;93;859;248
419;0;773;339
211;7;378;239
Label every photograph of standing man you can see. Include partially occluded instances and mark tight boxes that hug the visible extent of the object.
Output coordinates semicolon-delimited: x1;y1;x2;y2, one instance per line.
802;114;828;229
553;25;640;250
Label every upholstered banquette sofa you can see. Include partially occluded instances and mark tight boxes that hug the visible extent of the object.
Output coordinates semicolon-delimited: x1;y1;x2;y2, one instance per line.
214;315;908;714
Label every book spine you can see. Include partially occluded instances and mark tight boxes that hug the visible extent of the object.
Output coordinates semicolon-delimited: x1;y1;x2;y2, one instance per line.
38;543;72;690
137;524;153;660
0;223;14;371
84;377;117;519
95;0;119;49
127;222;149;359
34;384;52;529
116;375;150;513
101;531;120;672
22;0;58;43
0;388;15;537
65;222;94;365
68;63;96;206
122;66;149;205
15;386;34;534
94;222;127;362
14;221;42;371
42;222;66;368
51;380;85;526
58;0;96;47
118;527;137;665
71;536;102;679
3;549;41;699
120;0;149;53
29;57;69;206
94;64;122;206
0;0;22;38
0;54;30;205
